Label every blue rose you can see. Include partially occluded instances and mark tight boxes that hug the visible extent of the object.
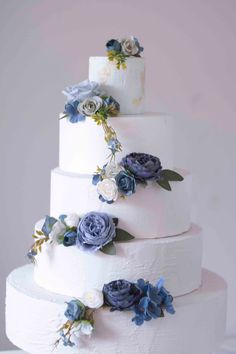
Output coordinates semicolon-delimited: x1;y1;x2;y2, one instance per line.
103;280;142;311
121;153;162;183
64;101;86;123
77;212;116;252
64;300;85;322
63;230;77;247
106;39;122;53
115;171;136;196
62;80;102;102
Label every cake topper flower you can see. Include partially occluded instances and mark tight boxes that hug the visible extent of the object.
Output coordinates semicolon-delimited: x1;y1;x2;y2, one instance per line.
60;80;122;159
92;153;184;204
106;36;144;69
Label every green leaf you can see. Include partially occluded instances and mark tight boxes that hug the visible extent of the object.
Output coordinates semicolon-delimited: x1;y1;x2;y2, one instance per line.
157;179;172;191
32;235;38;239
100;242;116;255
114;228;135;242
36;230;44;236
161;169;184;181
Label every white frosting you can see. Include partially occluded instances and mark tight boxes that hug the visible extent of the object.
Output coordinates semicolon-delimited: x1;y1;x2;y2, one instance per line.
34;225;202;298
59;113;174;175
89;56;145;114
50;168;191;239
6;265;227;354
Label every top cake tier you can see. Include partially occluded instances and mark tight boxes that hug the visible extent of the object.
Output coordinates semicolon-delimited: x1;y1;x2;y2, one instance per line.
89;57;145;115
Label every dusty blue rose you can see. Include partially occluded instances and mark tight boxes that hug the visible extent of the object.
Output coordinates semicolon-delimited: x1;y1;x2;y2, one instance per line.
103;280;142;311
42;216;58;236
64;300;85;322
121;153;162;183
115;171;136;196
63;230;77;247
106;39;122;53
62;80;102;102
77;212;116;252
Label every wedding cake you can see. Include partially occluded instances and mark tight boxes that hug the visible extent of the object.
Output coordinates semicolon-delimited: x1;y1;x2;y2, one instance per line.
5;36;227;354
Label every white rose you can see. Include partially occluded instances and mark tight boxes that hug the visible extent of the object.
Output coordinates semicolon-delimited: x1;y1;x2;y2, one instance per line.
121;36;139;56
97;178;119;202
64;213;80;228
78;96;103;116
82;289;104;309
49;220;66;242
104;161;122;178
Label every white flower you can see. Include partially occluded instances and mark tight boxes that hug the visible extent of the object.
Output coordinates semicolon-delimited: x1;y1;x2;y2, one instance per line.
79;321;94;336
49;220;66;242
121;36;140;56
82;289;104;309
64;213;80;228
97;178;119;202
78;96;103;116
104;161;122;178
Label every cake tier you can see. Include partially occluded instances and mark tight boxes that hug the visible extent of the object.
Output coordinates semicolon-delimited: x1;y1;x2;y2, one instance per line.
50;168;191;238
89;57;145;114
6;266;227;354
59;113;173;175
34;225;202;298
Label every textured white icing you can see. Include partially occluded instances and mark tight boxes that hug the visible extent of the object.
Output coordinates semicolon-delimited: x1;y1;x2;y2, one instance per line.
50;169;191;239
59;113;174;175
89;56;145;114
34;225;202;298
6;266;227;354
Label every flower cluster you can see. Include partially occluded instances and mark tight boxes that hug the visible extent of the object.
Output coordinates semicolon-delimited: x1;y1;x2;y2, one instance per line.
103;277;175;326
56;289;104;348
92;153;184;204
106;36;144;69
28;212;134;258
60;80;122;157
56;277;174;348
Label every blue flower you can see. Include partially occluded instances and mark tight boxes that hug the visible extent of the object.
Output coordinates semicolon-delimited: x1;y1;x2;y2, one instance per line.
62;80;102;102
131;278;175;326
115;170;136;196
103;279;142;311
106;39;122;53
64;300;85;322
121;153;162;183
42;216;58;236
63;230;77;247
92;173;102;186
77;212;116;252
107;138;121;154
64;101;85;123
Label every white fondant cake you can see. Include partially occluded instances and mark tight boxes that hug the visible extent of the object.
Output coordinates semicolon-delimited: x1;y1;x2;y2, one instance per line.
6;37;227;354
89;57;145;114
59;113;173;175
6;266;227;354
34;225;202;298
50;168;192;238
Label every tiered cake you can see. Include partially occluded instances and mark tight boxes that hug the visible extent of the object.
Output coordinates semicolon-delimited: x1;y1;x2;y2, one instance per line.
6;37;227;354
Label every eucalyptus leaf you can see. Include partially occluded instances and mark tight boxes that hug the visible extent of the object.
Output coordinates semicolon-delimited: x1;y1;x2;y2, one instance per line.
100;242;116;255
161;169;184;181
114;228;135;242
32;235;38;239
36;230;44;236
157;179;172;191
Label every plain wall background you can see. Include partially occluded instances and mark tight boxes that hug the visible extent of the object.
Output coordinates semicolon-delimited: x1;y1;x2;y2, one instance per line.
0;0;236;350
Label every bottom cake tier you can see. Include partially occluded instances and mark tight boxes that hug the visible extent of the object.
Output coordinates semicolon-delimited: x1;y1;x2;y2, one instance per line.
6;265;227;354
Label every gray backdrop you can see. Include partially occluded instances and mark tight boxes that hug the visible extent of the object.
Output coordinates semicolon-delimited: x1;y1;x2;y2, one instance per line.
0;0;236;350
